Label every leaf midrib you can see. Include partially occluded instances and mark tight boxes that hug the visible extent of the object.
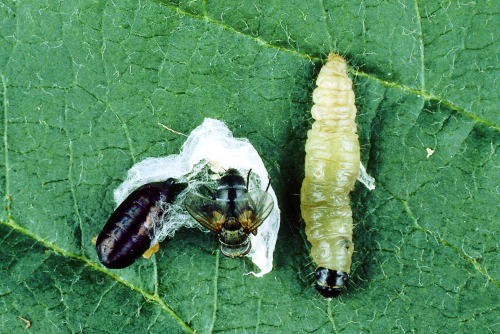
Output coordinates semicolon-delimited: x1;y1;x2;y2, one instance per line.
1;218;195;334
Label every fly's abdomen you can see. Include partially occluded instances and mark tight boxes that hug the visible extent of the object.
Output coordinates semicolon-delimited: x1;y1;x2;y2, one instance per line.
300;54;359;284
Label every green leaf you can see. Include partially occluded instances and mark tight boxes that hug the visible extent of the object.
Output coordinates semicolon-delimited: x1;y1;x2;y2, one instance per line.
1;0;499;333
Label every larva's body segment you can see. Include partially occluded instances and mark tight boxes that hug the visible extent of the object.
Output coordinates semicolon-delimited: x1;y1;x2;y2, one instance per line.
301;54;360;298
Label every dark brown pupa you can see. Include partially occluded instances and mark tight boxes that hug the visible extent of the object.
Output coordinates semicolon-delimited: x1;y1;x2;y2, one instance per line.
300;54;360;298
96;179;175;269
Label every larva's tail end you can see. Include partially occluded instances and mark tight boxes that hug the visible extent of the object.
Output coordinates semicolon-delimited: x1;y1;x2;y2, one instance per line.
314;267;349;298
321;53;348;78
328;53;345;62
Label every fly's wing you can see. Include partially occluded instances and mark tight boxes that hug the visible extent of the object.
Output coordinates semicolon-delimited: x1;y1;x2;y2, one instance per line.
185;193;229;233
234;191;274;234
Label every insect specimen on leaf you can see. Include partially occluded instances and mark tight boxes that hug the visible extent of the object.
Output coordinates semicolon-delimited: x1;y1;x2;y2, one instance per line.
96;178;176;269
185;168;274;258
300;53;360;298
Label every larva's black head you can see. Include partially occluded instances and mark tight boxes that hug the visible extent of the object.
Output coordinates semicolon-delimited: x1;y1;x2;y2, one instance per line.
314;267;349;298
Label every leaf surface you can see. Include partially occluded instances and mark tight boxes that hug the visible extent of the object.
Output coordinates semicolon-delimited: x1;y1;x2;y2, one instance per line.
1;0;499;333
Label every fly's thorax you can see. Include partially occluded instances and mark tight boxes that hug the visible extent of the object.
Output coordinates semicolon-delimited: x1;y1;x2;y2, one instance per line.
216;172;248;217
216;186;247;202
217;169;246;188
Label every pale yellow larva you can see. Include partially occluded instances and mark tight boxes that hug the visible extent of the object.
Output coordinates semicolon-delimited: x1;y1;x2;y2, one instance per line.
300;53;360;298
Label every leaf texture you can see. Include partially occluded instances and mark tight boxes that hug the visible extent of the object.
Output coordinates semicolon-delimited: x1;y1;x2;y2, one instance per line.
0;0;499;333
